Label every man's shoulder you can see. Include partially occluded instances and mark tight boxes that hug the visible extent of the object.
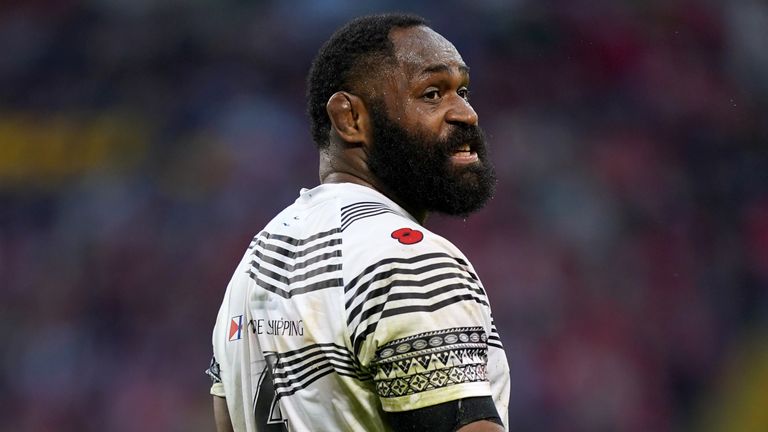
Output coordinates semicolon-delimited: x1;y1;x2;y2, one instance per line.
253;183;467;268
341;214;471;284
258;183;387;235
342;209;430;248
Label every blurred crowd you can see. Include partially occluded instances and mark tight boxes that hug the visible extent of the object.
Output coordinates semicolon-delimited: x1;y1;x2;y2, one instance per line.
1;1;766;431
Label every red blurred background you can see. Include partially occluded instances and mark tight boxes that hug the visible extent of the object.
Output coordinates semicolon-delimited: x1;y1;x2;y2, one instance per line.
1;1;766;431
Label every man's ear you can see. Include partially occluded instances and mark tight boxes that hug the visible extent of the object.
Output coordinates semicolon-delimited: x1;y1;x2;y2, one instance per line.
326;91;370;145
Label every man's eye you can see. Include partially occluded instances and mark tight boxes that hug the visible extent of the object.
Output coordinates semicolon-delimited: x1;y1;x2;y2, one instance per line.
423;90;440;100
458;88;470;100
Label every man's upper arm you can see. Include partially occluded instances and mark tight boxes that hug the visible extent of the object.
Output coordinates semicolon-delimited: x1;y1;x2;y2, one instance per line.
384;396;504;432
208;356;235;431
213;395;235;432
344;221;499;416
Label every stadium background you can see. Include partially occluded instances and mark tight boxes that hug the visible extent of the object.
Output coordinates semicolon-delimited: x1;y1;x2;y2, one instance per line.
1;1;767;431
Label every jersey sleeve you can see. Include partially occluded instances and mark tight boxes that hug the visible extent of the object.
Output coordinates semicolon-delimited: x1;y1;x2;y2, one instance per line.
207;355;226;397
343;220;495;413
209;302;236;399
208;252;251;401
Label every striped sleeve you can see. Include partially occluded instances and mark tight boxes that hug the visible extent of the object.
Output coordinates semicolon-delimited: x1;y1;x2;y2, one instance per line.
344;230;496;412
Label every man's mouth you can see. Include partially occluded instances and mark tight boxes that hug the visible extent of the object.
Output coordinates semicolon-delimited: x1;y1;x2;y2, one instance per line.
451;144;479;163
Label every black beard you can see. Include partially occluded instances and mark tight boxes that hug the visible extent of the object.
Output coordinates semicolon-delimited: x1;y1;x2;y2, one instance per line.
367;101;496;217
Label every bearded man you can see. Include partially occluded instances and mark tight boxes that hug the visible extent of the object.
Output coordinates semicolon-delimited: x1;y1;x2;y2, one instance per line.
208;13;510;432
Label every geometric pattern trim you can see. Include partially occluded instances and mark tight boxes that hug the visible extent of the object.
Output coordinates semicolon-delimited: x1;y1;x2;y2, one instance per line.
371;327;489;399
206;356;222;384
375;363;488;398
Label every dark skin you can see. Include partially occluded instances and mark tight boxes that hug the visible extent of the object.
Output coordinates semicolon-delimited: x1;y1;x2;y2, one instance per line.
213;396;234;432
322;25;481;225
214;26;502;432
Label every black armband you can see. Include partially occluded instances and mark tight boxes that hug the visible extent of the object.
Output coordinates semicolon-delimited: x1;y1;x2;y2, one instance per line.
384;396;503;432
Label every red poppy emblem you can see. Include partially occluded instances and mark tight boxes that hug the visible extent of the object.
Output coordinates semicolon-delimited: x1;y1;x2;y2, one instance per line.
391;228;423;245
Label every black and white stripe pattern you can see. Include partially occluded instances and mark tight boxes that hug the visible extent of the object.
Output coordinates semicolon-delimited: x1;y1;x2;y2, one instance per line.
345;252;492;355
271;343;371;400
488;319;503;350
340;201;401;231
247;228;343;298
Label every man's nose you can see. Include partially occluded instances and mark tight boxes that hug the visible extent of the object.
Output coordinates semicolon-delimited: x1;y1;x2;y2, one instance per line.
445;97;479;126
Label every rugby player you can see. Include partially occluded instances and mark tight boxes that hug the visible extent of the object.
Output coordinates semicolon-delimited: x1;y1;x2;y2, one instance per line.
208;13;510;431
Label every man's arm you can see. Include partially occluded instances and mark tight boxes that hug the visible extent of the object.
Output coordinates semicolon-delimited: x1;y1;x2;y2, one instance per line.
384;396;504;432
213;396;235;432
457;420;505;432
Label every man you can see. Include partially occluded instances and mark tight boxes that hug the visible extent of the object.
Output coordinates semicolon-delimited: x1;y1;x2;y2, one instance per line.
208;13;510;431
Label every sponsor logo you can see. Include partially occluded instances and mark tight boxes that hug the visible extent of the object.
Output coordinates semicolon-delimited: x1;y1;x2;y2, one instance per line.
251;318;304;336
229;315;243;341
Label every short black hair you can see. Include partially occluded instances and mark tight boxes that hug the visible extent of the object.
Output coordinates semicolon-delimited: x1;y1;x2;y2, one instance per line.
306;13;428;149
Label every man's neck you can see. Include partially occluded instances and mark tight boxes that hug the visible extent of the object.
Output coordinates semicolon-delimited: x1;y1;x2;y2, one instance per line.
319;143;428;224
321;172;427;225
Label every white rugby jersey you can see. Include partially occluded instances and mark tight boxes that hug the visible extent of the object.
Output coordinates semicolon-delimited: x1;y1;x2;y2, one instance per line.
209;182;510;431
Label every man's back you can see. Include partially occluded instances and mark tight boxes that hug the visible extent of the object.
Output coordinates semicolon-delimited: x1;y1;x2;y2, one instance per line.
209;183;509;431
